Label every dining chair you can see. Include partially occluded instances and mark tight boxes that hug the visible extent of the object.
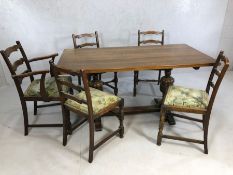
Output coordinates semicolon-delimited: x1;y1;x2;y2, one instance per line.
0;41;72;136
157;51;229;154
50;61;124;163
133;29;164;96
72;31;118;95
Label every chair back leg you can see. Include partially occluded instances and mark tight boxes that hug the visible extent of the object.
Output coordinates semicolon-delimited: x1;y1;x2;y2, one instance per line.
88;119;95;163
203;114;210;154
20;100;29;136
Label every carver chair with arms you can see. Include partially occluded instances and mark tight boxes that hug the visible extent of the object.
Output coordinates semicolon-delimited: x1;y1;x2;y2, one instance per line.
0;41;72;136
157;51;229;154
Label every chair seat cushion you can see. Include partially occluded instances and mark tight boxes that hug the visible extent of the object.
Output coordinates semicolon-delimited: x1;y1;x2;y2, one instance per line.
164;85;209;110
24;76;71;97
65;88;121;115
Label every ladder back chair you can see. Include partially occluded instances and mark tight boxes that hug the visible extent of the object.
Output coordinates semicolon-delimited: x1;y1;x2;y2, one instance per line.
0;41;72;136
72;31;118;95
50;61;124;163
133;29;164;96
157;51;229;154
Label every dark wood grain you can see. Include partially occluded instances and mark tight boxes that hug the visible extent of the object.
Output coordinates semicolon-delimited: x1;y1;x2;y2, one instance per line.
58;44;215;73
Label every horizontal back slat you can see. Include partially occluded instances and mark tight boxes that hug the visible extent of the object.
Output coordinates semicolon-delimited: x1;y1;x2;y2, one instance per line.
140;31;162;35
140;40;162;45
76;33;95;38
12;58;25;71
4;45;19;57
209;81;215;88
78;42;97;48
213;68;220;76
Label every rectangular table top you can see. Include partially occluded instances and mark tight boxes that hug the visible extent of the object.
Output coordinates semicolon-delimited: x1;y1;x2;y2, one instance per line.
58;44;215;73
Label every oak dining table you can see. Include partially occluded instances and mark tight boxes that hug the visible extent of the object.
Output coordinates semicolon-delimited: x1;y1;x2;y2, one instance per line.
58;44;216;130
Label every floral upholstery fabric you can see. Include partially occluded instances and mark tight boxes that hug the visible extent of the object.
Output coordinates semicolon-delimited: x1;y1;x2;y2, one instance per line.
24;76;71;97
164;85;209;110
65;88;121;115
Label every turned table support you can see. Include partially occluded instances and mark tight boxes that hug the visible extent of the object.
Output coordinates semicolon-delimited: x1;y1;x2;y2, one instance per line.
91;69;176;132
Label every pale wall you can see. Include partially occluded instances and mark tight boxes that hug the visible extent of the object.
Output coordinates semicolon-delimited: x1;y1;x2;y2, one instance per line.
219;0;233;70
0;0;229;86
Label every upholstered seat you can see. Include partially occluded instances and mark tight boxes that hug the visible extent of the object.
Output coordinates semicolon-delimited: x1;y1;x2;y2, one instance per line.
164;85;209;110
65;88;121;115
24;76;71;97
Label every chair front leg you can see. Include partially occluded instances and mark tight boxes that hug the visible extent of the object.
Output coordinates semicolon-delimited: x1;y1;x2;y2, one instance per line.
157;108;166;146
158;70;162;85
34;101;37;115
133;71;139;96
114;72;118;95
62;105;69;146
119;99;124;138
88;119;95;163
20;100;29;136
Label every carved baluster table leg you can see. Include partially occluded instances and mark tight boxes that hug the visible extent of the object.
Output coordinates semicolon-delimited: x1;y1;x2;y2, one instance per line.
89;73;103;131
160;69;176;125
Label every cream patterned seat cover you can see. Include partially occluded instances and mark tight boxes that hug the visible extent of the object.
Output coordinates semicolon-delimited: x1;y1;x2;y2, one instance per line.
65;88;121;115
164;85;209;110
24;76;71;97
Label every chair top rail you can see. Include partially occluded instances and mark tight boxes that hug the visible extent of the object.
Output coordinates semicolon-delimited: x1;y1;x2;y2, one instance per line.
3;45;19;57
139;30;164;35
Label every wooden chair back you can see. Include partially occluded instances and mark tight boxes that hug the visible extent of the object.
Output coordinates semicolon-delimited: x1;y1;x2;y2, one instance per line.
50;61;94;118
138;30;164;46
206;51;229;114
0;41;33;82
0;41;36;99
72;31;99;48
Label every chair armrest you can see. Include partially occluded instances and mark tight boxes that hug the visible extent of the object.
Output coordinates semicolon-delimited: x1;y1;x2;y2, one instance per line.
12;70;50;97
12;70;50;79
28;53;59;63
